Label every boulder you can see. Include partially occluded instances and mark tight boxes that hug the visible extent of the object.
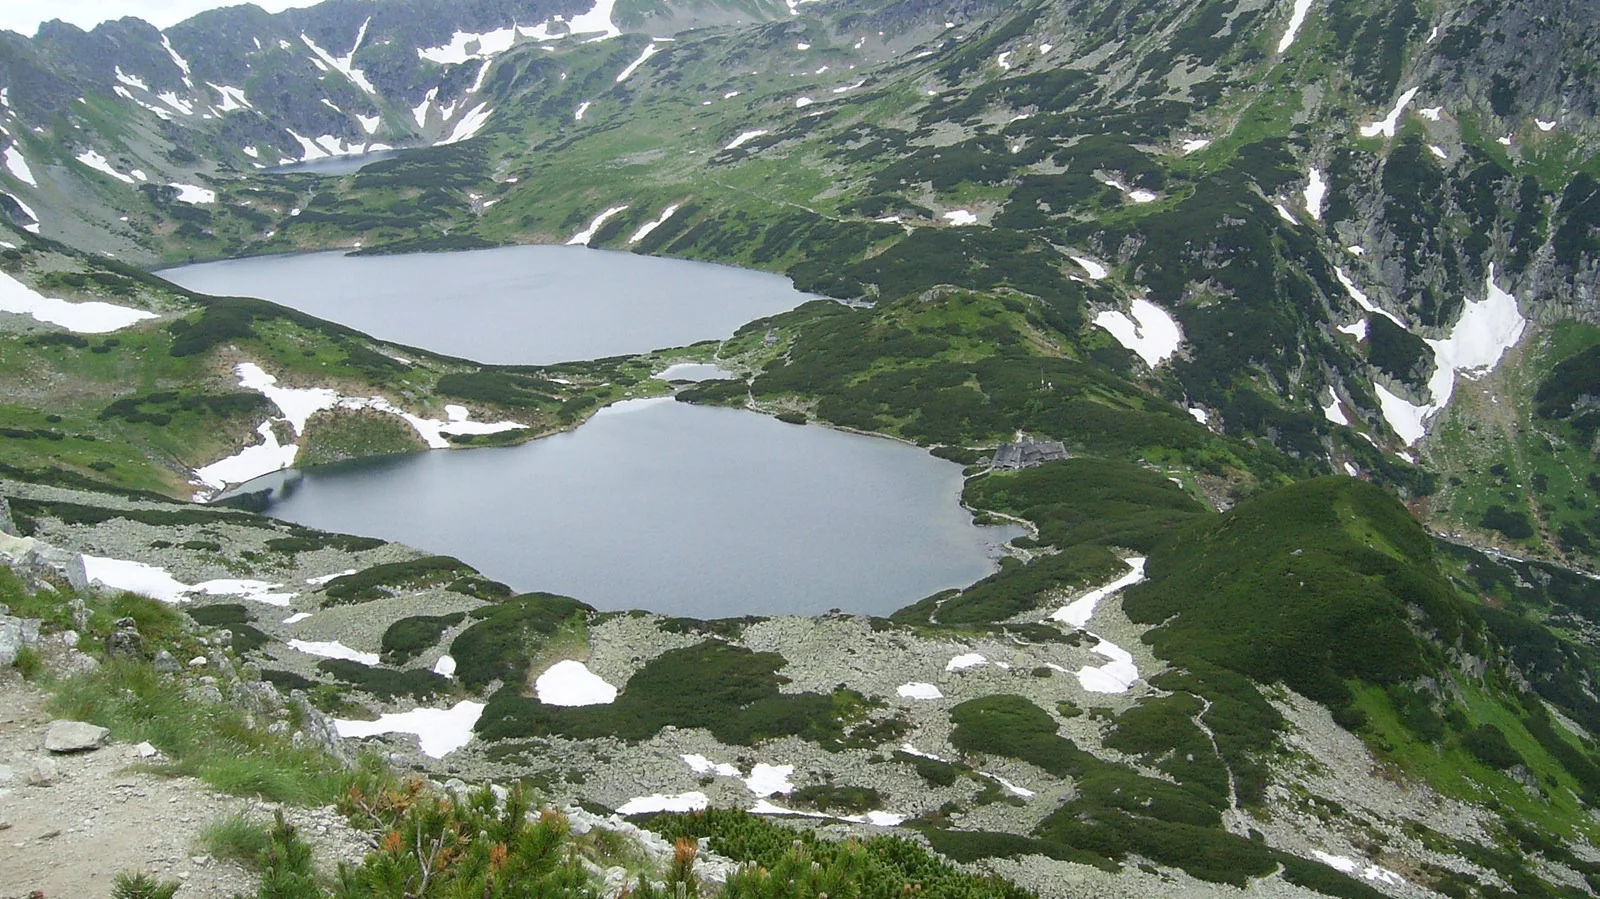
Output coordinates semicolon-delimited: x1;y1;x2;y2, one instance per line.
152;650;179;673
106;617;142;659
0;617;21;667
44;720;111;753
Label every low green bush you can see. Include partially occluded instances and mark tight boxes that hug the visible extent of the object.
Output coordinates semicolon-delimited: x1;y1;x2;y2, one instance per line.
382;612;467;664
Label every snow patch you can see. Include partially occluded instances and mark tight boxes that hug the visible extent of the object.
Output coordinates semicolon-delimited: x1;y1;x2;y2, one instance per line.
441;103;492;144
189;578;296;607
946;653;987;672
1071;256;1108;279
1322;395;1349;425
1335;268;1405;327
1181;138;1211;154
1360;87;1419;139
418;27;520;65
1051;557;1146;627
942;209;978;226
169;183;215;204
0;270;156;333
1429;145;1448;160
4;144;36;186
616;43;661;83
1274;202;1301;225
1537;119;1556;132
534;660;618;706
629;203;681;244
794;97;814;108
432;655;457;677
1188;408;1208;425
76;150;136;184
1375;266;1527;445
897;682;943;700
335;701;484;757
302;21;378;96
1093;299;1183;368
567;205;630;245
683;754;739;777
79;555;191;603
744;764;794;797
1337;320;1369;341
1310;851;1406;887
568;0;623;40
724;130;768;150
618;792;708;815
1078;637;1139;693
1419;106;1443;121
283;613;313;625
1277;0;1316;53
160;34;194;86
289;640;379;666
209;83;251;112
574;101;592;121
1303;167;1326;220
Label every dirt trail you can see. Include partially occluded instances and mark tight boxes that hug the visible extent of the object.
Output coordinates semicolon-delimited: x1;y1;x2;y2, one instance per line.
0;673;256;899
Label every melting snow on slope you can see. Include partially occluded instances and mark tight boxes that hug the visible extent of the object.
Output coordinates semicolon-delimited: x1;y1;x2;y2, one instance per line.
683;754;740;777
0;270;156;333
1303;167;1326;220
302;19;377;95
189;578;297;607
4;144;35;186
1071;256;1109;280
194;422;299;490
629;203;681;244
897;682;943;700
618;792;709;815
942;209;978;226
1275;202;1301;225
1537;119;1556;132
289;640;379;666
1093;299;1183;367
744;764;794;797
567;205;630;245
432;655;457;677
1181;138;1211;154
1360;87;1419;138
574;101;592;121
441;103;493;144
725;130;769;150
1079;637;1139;693
335;701;484;757
568;0;623;40
210;83;251;112
1311;851;1406;886
947;653;987;671
76;150;137;184
1375;266;1527;445
1419;106;1443;121
160;34;194;86
418;27;520;65
284;613;313;625
1335;268;1405;327
534;660;618;706
1050;557;1147;627
79;556;192;603
169;183;215;204
237;362;338;433
1337;319;1369;341
616;43;661;83
1322;395;1350;425
1277;0;1316;53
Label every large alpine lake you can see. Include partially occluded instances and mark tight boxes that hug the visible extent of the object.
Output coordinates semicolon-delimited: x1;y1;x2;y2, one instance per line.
162;245;815;365
224;399;1018;617
175;246;1017;617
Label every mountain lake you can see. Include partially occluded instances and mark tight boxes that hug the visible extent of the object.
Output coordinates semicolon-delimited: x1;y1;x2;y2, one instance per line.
161;245;816;365
222;397;1019;617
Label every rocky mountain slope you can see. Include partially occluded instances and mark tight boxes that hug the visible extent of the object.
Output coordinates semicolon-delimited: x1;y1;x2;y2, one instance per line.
4;0;1600;897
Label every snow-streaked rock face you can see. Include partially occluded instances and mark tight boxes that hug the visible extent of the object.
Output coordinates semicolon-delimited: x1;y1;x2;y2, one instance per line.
534;660;618;706
1360;87;1419;138
1277;0;1316;53
1093;299;1183;368
1375;266;1527;446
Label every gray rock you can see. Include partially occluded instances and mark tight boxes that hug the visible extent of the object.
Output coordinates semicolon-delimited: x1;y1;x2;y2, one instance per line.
60;650;99;675
26;757;57;786
0;617;21;667
133;741;161;759
45;720;111;753
106;617;143;659
0;494;14;536
152;650;180;673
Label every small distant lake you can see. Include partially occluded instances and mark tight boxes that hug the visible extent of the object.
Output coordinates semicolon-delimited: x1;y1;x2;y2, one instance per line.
654;363;735;382
160;246;816;365
222;399;1019;618
267;150;403;176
